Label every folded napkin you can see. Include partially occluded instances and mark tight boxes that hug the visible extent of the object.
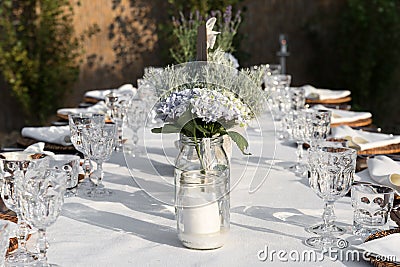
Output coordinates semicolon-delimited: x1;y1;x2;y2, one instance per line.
21;126;72;146
331;125;400;151
353;233;400;262
84;83;137;100
302;85;351;100
57;101;107;117
312;104;372;124
0;143;54;160
367;156;400;190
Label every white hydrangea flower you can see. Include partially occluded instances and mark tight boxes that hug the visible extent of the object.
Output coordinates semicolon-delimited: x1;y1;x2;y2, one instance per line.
155;88;252;127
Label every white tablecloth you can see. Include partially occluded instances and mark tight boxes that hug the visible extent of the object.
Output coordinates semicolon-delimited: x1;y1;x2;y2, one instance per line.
43;113;389;266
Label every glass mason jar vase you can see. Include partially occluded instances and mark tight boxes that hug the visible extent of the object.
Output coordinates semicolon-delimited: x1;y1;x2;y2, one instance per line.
176;170;230;249
174;135;230;183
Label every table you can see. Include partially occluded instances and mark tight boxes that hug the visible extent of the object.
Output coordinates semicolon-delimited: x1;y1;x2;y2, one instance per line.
45;112;381;266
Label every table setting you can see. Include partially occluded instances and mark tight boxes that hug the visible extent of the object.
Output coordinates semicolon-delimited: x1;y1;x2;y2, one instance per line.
311;105;373;128
1;14;400;267
302;84;352;105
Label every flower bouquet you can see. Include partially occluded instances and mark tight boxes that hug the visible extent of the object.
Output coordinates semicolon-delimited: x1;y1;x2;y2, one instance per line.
152;87;251;157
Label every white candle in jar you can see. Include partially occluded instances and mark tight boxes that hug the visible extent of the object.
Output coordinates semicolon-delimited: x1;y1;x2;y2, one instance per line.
182;195;220;234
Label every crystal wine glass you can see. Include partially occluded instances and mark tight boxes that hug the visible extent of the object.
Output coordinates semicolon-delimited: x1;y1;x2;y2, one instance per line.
68;113;105;190
309;109;331;147
81;123;117;197
15;159;67;267
125;98;146;156
0;154;40;266
105;91;133;151
289;109;309;175
306;145;356;250
290;109;331;176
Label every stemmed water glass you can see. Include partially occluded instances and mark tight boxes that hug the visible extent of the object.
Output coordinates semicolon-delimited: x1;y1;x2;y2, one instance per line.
125;98;146;156
309;109;331;146
0;154;39;266
290;110;310;175
306;145;356;250
68;113;105;190
280;87;306;140
265;75;292;139
15;158;67;267
81;123;117;197
290;109;331;176
105;91;133;151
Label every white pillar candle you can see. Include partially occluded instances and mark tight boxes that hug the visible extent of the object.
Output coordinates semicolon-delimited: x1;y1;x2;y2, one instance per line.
182;195;220;235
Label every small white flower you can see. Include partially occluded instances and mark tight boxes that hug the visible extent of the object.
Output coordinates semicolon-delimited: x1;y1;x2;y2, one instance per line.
155;87;251;129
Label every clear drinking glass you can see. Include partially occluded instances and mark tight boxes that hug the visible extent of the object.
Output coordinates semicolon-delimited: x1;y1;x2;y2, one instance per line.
290;110;309;175
263;64;282;84
290;109;331;176
105;91;133;151
289;87;306;111
306;139;350;235
0;155;39;266
49;154;80;197
68;113;105;191
280;87;306;140
351;183;394;237
125;98;146;156
81;123;117;197
266;75;292;140
306;145;357;250
137;79;160;128
15;161;67;267
309;109;331;146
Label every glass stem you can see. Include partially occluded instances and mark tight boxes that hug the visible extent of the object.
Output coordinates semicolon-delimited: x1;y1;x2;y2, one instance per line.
83;155;91;179
16;213;29;250
96;159;104;187
37;229;48;263
296;141;303;164
115;119;124;151
322;201;336;235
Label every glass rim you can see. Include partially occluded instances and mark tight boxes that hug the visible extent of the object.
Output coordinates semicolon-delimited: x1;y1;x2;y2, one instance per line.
50;154;80;161
68;112;105;119
0;151;48;162
352;182;395;195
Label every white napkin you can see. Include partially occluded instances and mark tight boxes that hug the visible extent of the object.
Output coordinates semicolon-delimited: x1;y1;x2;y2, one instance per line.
24;142;55;156
353;233;400;262
57;101;107;117
312;104;372;124
331;125;400;151
84;84;137;100
21;126;72;146
367;156;400;190
302;85;351;100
